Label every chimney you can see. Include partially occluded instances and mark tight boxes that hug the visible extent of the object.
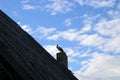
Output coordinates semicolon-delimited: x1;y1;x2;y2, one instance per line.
56;51;68;68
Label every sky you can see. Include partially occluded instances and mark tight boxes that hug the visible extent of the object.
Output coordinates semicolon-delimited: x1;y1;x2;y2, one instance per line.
0;0;120;80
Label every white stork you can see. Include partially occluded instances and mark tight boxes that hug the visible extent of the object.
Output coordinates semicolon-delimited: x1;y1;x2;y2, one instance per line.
56;44;64;52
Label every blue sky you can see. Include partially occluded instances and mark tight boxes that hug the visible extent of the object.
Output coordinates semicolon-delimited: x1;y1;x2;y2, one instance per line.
0;0;120;80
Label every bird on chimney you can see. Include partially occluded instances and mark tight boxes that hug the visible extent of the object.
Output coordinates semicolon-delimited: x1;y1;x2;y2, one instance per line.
56;44;64;52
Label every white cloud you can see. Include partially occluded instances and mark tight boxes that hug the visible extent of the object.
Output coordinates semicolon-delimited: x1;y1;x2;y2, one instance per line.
36;26;56;36
80;14;100;33
21;24;34;34
64;18;72;27
100;36;120;53
76;34;88;42
68;57;79;63
13;11;20;17
47;29;80;41
79;18;120;53
80;34;104;46
22;4;36;10
21;0;30;3
20;24;56;39
75;0;115;8
64;48;81;58
94;19;120;37
75;33;104;48
82;14;94;25
78;48;92;57
108;10;120;19
44;45;59;58
80;25;91;33
75;53;120;80
45;0;74;15
46;33;59;40
61;29;80;41
82;14;100;25
21;0;42;11
65;48;75;56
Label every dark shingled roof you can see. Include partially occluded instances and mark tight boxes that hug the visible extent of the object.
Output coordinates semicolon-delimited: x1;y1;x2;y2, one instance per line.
0;10;78;80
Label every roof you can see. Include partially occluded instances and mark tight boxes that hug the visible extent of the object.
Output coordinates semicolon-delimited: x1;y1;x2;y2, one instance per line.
0;10;78;80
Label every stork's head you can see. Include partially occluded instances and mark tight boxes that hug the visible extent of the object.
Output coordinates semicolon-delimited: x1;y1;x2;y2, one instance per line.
56;44;59;48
